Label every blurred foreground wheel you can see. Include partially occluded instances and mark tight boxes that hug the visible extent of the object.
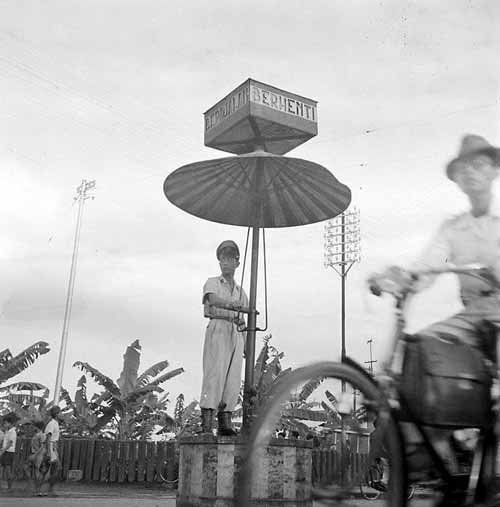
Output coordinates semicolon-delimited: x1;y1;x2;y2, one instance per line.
238;361;408;506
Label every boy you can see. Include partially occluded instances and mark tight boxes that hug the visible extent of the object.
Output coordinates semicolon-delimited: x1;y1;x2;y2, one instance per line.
24;420;46;496
0;412;18;491
200;240;251;435
42;406;61;496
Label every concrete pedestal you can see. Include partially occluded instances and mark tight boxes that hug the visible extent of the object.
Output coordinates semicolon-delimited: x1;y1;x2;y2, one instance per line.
177;435;312;507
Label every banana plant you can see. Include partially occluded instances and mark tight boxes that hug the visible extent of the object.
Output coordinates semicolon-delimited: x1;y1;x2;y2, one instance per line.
59;375;116;438
74;339;184;440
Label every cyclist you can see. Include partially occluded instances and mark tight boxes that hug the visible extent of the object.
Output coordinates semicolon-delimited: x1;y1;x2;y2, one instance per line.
370;134;500;500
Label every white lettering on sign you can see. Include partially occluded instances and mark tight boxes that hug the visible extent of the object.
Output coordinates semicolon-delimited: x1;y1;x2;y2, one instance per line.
205;87;250;132
250;85;316;122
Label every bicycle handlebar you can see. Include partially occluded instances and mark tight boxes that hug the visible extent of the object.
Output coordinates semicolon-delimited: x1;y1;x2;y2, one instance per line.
369;264;500;299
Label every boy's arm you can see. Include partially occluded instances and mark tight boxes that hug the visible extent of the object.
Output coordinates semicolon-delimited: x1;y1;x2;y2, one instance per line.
0;433;12;456
45;432;52;452
205;293;251;313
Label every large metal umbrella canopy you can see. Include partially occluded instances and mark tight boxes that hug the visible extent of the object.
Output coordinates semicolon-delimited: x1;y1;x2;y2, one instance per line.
164;149;351;428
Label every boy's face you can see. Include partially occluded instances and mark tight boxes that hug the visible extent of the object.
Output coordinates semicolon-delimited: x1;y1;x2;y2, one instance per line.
219;253;239;276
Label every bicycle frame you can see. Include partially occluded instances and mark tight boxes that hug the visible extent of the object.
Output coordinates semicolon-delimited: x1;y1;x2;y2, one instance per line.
365;264;500;502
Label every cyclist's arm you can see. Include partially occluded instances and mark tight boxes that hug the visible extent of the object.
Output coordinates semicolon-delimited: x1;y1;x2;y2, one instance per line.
409;222;452;291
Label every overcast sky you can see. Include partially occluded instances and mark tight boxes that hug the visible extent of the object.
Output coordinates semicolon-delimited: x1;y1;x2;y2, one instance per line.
1;0;499;406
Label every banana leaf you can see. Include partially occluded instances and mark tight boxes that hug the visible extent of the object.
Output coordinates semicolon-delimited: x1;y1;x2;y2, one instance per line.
254;335;271;384
282;407;328;421
136;360;170;389
116;340;141;397
0;349;13;365
146;367;184;387
60;387;75;410
298;376;325;402
325;390;338;407
0;341;50;383
321;401;341;423
73;361;121;397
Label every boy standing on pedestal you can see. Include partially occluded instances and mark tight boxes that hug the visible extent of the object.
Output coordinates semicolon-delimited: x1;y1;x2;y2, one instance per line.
200;240;251;436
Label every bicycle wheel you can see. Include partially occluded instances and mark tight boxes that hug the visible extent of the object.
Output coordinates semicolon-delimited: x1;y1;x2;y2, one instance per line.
238;361;408;507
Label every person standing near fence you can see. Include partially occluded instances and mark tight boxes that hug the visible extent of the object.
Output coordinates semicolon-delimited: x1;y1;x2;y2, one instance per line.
42;406;60;496
24;420;47;496
0;412;19;491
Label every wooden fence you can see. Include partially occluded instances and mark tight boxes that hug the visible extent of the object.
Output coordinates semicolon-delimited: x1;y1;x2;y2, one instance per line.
12;433;369;486
311;430;371;485
12;438;178;483
312;449;369;485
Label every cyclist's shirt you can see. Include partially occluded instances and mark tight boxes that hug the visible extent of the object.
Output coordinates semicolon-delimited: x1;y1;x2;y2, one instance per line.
412;205;500;305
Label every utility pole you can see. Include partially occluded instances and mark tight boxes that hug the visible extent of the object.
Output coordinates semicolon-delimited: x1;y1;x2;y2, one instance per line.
365;338;377;375
324;206;361;391
53;180;95;404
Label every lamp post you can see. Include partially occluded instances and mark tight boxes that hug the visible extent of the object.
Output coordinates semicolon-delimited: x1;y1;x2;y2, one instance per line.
53;179;95;404
324;206;361;379
324;206;360;488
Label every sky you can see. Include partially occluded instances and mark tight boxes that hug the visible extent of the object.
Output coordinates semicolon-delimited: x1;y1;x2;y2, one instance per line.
1;0;499;408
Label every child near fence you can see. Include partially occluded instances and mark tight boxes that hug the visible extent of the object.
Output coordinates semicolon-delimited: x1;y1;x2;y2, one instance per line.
24;420;48;496
0;412;19;491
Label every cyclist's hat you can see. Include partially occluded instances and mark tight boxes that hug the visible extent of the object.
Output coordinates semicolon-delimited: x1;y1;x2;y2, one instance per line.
447;134;500;180
216;240;240;261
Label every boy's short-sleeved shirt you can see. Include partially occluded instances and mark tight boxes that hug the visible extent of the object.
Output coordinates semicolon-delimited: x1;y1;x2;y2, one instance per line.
44;419;60;443
2;427;17;452
202;276;248;319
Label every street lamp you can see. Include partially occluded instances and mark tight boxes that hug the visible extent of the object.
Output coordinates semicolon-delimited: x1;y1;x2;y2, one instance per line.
53;180;95;404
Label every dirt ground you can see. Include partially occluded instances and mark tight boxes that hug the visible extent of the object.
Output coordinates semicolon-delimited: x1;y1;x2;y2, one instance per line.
0;480;177;507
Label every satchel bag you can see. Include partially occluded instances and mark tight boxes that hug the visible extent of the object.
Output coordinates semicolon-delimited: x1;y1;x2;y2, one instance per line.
398;334;492;428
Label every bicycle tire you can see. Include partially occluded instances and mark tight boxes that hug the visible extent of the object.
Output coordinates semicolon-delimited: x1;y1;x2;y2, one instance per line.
238;361;408;506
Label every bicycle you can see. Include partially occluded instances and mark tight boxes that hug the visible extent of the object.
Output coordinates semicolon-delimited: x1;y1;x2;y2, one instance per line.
238;264;500;506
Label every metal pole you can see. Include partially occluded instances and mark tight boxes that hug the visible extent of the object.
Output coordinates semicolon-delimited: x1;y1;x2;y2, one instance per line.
365;338;377;374
53;180;95;403
242;226;260;430
340;212;346;386
340;213;346;486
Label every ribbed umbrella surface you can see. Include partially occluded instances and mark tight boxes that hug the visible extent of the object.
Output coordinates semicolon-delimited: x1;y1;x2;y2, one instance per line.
164;151;351;228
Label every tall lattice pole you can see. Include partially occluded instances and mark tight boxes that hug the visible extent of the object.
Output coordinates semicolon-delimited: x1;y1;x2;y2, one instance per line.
324;206;360;488
53;180;95;403
324;206;361;388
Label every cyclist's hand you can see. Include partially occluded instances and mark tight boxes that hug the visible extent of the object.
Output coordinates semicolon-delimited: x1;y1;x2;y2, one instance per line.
368;266;415;297
367;274;383;296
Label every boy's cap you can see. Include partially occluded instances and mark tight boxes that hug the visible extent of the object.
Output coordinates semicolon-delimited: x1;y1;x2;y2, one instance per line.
216;240;240;260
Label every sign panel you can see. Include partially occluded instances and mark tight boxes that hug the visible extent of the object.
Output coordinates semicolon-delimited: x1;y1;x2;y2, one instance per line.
204;79;318;155
249;83;317;123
